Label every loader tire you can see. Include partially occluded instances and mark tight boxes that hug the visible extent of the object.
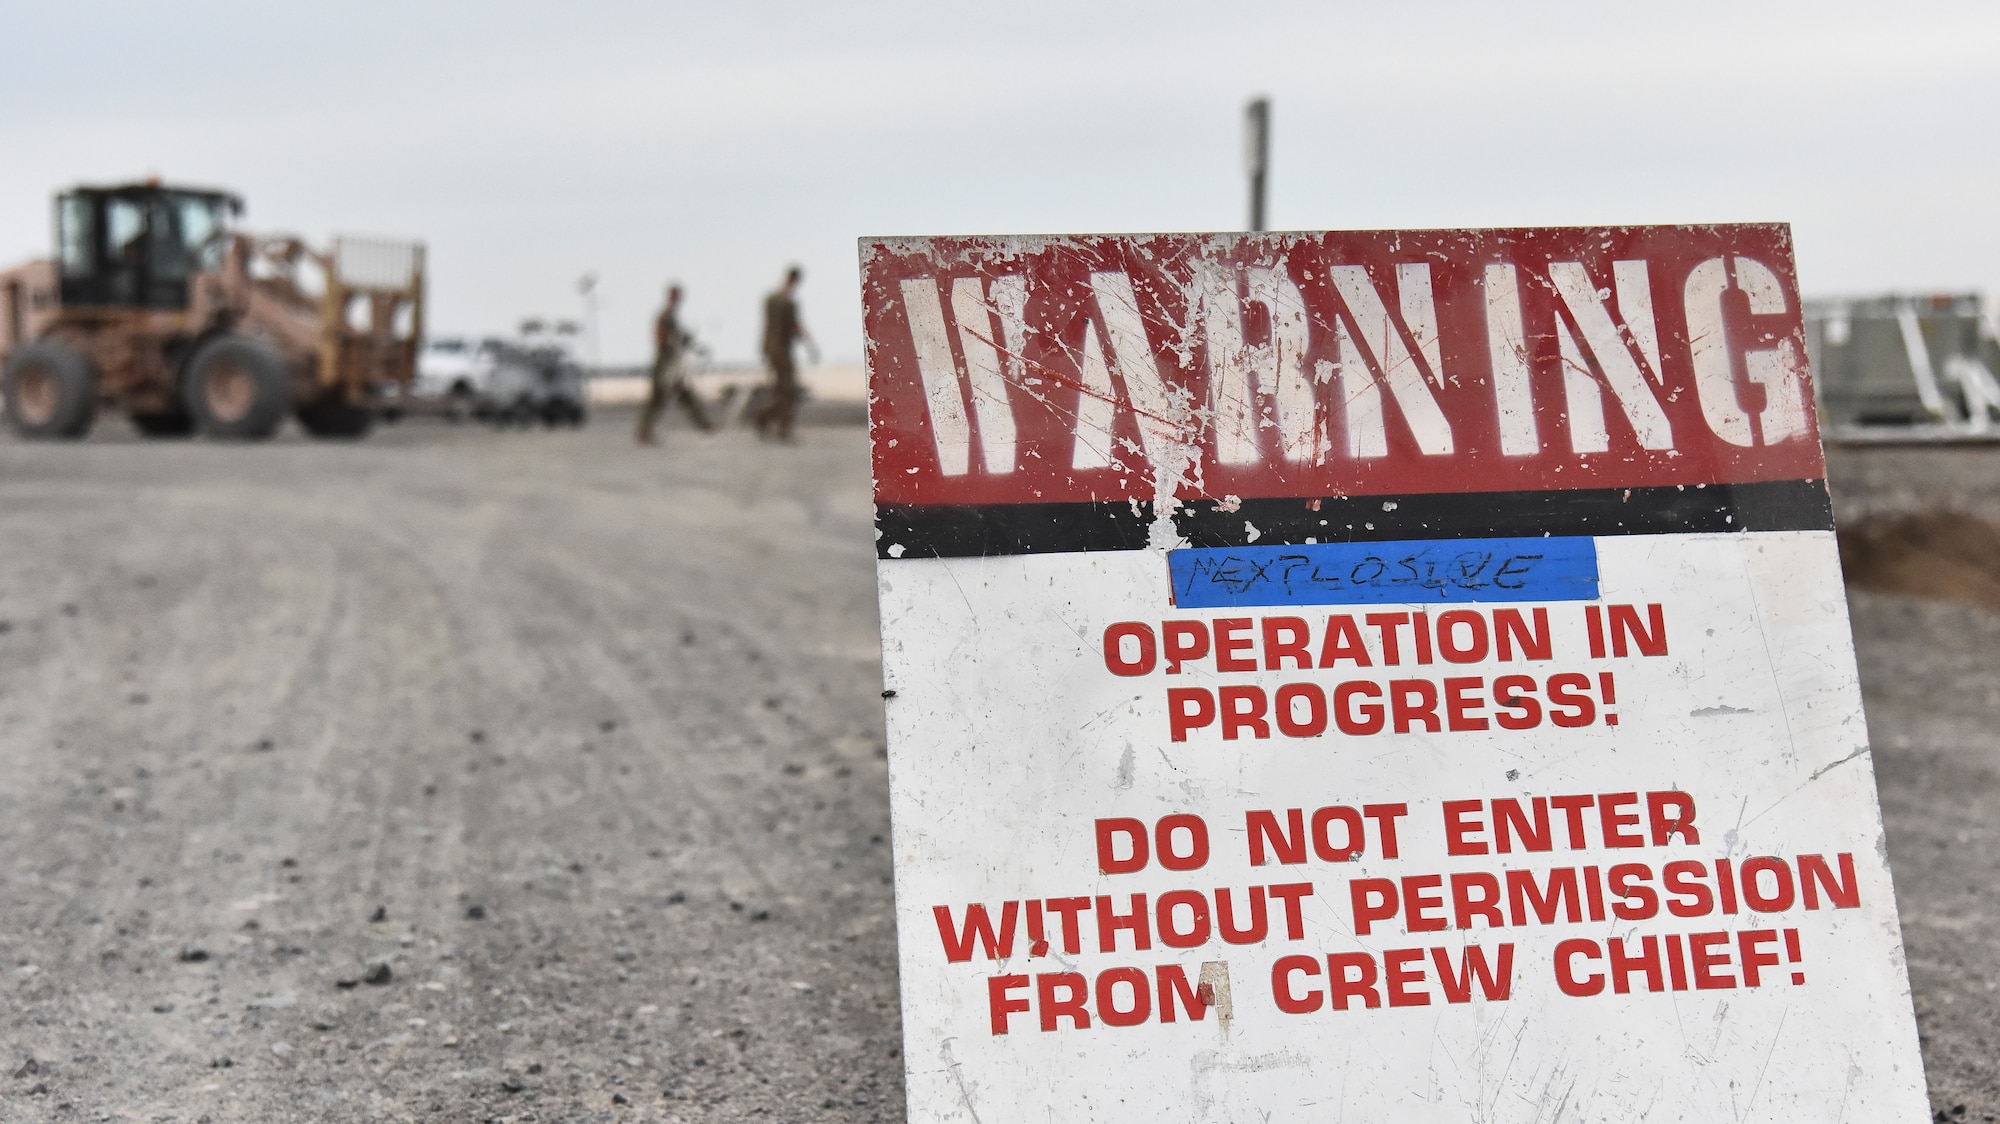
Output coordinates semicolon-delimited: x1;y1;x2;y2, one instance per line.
3;340;98;439
296;396;374;439
184;335;291;440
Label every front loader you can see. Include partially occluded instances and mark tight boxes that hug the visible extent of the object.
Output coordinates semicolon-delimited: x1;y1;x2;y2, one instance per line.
0;181;424;440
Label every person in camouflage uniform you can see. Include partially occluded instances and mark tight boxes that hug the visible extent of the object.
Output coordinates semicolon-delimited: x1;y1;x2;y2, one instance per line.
636;283;713;445
752;267;815;441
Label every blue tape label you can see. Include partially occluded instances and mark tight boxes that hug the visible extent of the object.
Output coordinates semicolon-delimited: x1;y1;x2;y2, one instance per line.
1168;538;1599;608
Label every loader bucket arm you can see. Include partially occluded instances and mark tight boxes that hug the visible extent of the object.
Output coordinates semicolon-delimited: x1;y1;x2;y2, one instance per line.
320;237;426;403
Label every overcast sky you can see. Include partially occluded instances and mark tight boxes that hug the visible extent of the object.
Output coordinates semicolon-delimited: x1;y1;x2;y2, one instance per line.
3;0;1994;365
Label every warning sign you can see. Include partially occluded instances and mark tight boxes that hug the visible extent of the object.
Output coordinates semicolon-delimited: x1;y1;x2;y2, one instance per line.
862;227;1928;1120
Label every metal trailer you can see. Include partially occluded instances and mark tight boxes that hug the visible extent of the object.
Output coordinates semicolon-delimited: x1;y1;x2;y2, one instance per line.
1805;293;2000;441
0;181;424;440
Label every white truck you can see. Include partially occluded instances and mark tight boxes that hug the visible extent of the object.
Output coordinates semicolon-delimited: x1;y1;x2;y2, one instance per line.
414;323;586;427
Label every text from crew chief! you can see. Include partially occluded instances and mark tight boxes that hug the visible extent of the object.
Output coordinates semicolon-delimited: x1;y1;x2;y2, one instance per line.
936;796;1858;1035
1102;604;1667;741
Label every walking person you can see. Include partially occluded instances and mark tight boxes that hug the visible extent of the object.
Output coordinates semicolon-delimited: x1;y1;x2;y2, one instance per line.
752;266;816;442
636;283;714;445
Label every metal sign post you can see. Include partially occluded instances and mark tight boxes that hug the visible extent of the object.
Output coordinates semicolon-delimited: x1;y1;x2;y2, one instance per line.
1245;98;1270;233
861;225;1928;1122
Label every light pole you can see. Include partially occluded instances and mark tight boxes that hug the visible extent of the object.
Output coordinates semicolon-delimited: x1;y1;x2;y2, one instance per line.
576;272;600;370
1245;96;1270;233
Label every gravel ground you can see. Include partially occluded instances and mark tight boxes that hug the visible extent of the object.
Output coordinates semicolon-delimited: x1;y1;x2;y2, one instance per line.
1829;444;2000;1121
0;421;1990;1121
0;416;898;1122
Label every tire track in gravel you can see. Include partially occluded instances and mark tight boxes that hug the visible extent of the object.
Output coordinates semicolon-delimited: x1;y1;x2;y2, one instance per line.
0;425;906;1122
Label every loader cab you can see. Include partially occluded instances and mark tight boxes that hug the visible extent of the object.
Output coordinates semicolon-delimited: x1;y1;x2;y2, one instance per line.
54;184;242;311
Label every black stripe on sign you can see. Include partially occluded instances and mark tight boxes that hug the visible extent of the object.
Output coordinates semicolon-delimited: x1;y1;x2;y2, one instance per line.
874;478;1833;560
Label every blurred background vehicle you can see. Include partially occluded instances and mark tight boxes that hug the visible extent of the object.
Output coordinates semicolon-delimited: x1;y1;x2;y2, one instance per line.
0;181;423;440
1806;293;2000;440
413;320;586;428
414;335;501;420
488;320;588;428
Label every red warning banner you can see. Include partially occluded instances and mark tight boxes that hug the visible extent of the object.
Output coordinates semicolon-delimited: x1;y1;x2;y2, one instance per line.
861;225;1824;508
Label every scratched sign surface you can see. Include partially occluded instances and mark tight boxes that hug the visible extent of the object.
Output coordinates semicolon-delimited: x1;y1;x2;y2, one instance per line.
863;227;1927;1122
